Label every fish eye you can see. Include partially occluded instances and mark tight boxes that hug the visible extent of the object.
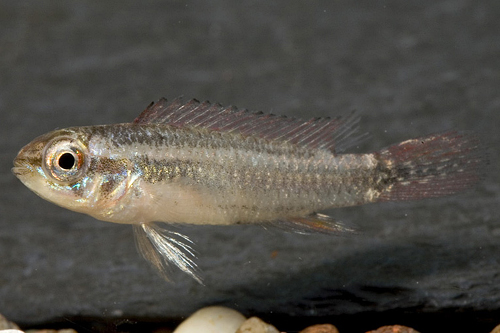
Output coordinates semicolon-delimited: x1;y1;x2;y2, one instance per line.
43;137;88;184
58;152;76;170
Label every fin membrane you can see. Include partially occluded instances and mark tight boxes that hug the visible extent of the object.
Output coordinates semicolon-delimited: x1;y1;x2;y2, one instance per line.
269;213;357;235
133;223;202;284
376;131;484;201
134;97;366;153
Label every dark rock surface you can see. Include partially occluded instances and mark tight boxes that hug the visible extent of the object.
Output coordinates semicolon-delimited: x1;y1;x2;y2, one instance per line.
0;0;498;329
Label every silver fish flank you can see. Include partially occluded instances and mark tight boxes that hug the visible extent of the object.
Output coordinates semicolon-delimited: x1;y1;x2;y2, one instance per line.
13;97;484;283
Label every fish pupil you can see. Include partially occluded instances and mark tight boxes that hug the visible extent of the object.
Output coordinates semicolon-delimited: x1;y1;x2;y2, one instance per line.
58;152;75;170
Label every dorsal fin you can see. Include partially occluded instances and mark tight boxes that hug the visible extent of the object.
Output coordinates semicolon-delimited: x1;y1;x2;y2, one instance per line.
134;97;364;152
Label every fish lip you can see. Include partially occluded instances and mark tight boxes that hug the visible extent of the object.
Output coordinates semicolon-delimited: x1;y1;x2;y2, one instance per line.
13;157;22;168
12;156;29;177
13;153;25;168
11;166;25;177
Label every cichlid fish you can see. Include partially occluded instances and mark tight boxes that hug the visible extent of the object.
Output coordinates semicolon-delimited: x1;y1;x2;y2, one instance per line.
13;97;483;283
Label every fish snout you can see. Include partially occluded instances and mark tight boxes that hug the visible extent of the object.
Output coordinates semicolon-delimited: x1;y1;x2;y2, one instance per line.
13;151;25;167
12;140;44;178
12;154;30;177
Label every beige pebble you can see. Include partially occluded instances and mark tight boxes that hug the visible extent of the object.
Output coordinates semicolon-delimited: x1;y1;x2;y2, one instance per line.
26;328;77;333
236;317;279;333
173;306;246;333
0;314;20;330
299;324;339;333
490;324;500;333
366;325;420;333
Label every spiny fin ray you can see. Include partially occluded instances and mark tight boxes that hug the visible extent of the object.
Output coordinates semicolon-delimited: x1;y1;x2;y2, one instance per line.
134;97;364;153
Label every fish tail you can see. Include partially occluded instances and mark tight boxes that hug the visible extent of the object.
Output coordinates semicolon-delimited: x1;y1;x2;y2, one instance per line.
375;131;484;201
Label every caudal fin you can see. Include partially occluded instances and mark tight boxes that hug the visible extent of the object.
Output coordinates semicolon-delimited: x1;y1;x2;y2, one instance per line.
376;131;484;201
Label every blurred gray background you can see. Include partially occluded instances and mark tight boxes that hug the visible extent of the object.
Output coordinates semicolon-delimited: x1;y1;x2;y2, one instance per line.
0;0;499;331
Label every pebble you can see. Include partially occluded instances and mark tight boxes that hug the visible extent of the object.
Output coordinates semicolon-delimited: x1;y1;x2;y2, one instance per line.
4;310;500;332
0;313;77;333
0;329;78;333
366;325;420;333
0;314;20;330
236;317;279;333
26;328;77;333
173;306;246;333
299;324;339;333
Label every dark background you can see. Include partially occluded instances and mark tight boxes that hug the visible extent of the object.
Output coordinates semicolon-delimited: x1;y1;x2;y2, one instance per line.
1;1;499;332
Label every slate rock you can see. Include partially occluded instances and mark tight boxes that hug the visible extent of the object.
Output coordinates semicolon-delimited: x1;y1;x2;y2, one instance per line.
0;0;498;328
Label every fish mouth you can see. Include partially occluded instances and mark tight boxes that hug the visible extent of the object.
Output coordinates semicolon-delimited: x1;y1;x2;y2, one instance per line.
11;166;28;177
13;156;22;167
12;156;31;177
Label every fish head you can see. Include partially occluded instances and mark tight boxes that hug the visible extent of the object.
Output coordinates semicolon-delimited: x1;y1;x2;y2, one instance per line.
13;128;93;212
13;127;136;221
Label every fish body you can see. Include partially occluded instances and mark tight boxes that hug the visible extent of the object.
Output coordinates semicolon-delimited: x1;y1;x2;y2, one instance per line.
13;97;483;282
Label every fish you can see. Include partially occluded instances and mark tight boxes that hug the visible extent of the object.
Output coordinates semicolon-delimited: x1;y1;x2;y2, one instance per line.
12;97;484;283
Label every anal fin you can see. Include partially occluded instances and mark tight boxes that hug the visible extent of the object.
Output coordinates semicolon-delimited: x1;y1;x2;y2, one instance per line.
269;213;357;235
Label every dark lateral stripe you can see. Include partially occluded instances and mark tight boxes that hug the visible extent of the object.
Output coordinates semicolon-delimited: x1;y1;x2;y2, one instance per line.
133;156;203;184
